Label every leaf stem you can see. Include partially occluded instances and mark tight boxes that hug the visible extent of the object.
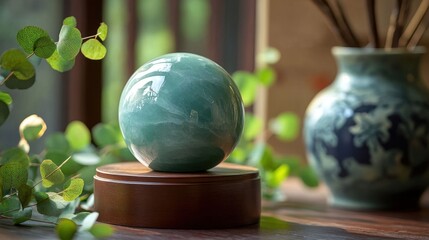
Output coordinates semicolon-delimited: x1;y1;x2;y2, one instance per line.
0;71;14;86
32;156;72;189
0;214;57;225
400;0;429;47
81;33;100;41
367;0;380;48
0;52;35;86
26;52;35;59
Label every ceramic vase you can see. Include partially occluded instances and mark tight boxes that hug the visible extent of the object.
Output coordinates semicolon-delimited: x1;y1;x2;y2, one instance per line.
304;47;429;209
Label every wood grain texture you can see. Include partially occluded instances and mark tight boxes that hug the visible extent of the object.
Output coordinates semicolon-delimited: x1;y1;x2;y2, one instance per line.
1;178;429;239
94;162;261;228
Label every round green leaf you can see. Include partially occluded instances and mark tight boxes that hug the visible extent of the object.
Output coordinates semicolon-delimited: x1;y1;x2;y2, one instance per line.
72;152;100;165
45;151;82;177
265;164;289;188
19;114;47;141
63;16;77;27
97;22;108;41
45;133;71;153
40;159;65;188
65;121;90;151
18;184;33;208
4;74;35;89
0;196;21;217
56;218;77;240
92;123;120;147
12;207;32;225
0;147;29;166
258;47;280;65
232;71;258;107
0;101;9;126
57;25;82;60
0;162;28;191
0;49;35;80
90;223;115;238
16;26;49;54
257;67;276;86
35;192;69;217
47;50;75;72
33;36;56;58
269;112;300;141
62;178;84;201
81;39;106;60
72;212;91;225
80;212;99;231
243;113;263;141
0;91;12;105
299;167;319;188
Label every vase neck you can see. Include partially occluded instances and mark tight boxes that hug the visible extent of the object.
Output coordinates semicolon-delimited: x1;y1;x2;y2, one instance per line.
333;49;424;82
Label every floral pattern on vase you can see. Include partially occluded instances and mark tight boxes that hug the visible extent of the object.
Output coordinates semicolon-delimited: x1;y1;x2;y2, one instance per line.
304;47;429;209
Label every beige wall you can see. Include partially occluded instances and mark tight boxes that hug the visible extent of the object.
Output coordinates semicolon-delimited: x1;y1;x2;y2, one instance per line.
267;0;429;159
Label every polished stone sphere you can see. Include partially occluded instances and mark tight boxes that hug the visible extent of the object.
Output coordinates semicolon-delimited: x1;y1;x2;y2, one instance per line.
118;53;244;172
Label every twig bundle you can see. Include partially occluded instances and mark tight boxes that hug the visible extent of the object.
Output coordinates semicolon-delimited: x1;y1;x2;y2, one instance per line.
311;0;429;49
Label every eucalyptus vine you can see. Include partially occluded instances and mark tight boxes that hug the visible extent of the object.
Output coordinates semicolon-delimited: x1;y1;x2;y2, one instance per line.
0;16;108;126
0;17;114;239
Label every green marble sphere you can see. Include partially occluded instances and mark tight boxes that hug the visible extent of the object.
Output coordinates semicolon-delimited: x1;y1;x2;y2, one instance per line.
118;53;244;172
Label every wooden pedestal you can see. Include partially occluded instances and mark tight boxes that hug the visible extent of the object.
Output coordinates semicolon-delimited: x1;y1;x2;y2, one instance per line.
94;162;261;229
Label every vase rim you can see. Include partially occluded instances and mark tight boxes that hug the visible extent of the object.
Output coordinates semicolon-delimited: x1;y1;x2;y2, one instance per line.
332;46;426;56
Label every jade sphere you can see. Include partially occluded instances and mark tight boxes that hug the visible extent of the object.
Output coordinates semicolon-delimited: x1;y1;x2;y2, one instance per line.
118;53;244;172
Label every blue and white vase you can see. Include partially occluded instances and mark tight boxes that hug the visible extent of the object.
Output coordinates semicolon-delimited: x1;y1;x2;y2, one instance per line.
304;47;429;209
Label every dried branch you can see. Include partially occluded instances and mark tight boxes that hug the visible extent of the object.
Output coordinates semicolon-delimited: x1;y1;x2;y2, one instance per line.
333;0;360;47
366;0;380;48
407;14;429;48
400;0;429;47
311;0;355;46
386;0;410;48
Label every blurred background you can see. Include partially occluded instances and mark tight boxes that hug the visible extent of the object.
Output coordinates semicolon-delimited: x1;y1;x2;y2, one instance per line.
1;0;429;162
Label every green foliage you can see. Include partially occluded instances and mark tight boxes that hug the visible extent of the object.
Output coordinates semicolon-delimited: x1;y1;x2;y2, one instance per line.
0;16;113;239
4;73;35;89
0;118;123;239
33;36;56;58
0;100;9;126
40;159;65;188
20;114;47;142
229;59;319;201
0;91;12;105
92;123;121;147
56;218;77;240
269;113;300;141
63;16;77;27
97;22;108;41
90;223;115;238
81;39;107;60
0;16;108;126
35;192;69;217
0;92;12;126
79;212;99;231
46;50;75;72
232;71;258;107
0;196;21;217
65;121;91;151
0;49;35;80
16;26;50;54
13;207;32;225
62;178;84;201
45;133;71;153
18;184;33;208
57;25;82;61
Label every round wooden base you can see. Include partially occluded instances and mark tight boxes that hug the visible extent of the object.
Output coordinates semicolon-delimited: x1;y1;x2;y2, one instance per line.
94;162;261;229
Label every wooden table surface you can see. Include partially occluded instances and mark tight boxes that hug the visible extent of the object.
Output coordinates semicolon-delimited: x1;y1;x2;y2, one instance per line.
1;178;429;240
